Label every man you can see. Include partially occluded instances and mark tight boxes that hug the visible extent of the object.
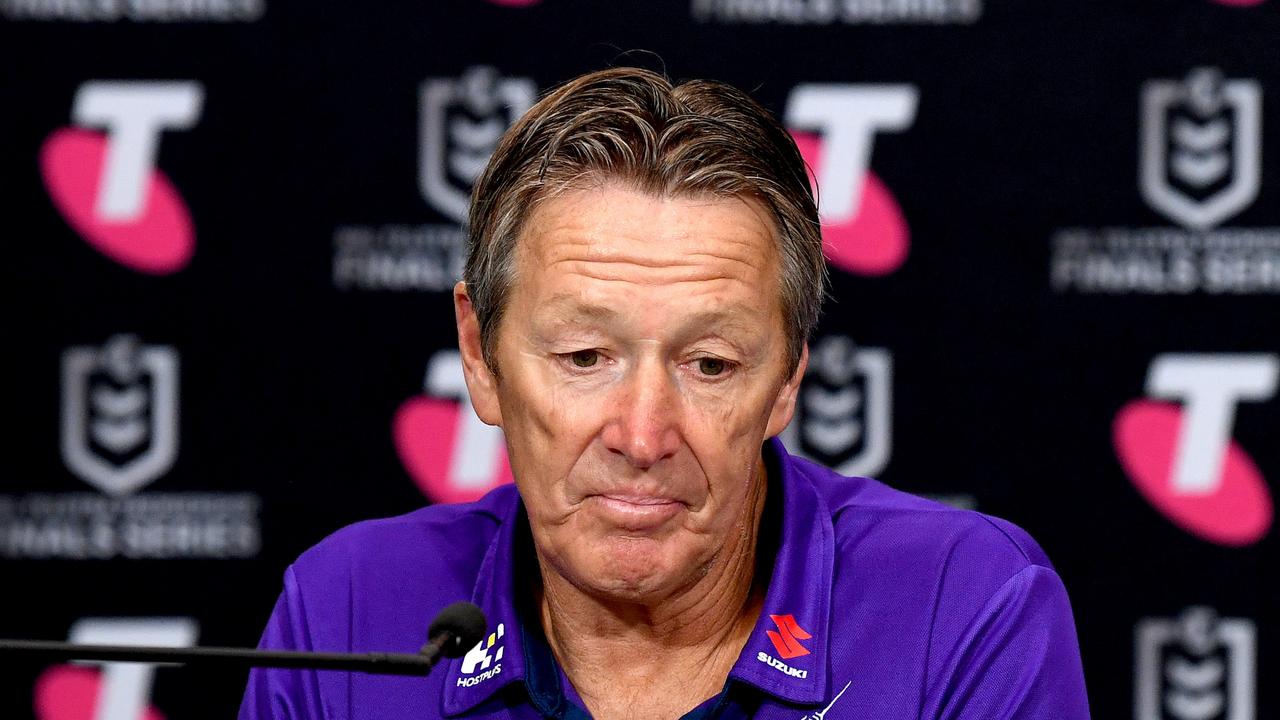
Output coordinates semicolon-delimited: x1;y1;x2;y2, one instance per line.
240;68;1090;719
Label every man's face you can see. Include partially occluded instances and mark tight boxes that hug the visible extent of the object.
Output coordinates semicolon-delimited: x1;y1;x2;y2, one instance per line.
455;184;805;603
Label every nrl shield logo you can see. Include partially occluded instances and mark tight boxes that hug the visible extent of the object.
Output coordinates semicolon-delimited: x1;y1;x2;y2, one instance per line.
1140;68;1261;230
61;335;179;496
783;336;891;477
1136;607;1256;720
419;67;536;224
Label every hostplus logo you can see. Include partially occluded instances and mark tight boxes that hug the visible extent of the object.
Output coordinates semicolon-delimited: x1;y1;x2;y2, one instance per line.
782;335;892;478
394;350;513;504
1135;607;1255;720
786;84;917;277
333;67;535;292
457;623;505;687
757;614;811;679
40;81;202;274
1052;68;1280;295
691;0;981;25
0;335;261;560
33;617;198;720
1113;354;1276;546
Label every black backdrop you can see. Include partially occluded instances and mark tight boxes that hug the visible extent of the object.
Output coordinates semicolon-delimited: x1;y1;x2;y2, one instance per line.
2;1;1278;718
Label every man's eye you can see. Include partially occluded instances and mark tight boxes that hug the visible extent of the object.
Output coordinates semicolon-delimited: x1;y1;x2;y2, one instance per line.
569;350;599;368
697;358;728;376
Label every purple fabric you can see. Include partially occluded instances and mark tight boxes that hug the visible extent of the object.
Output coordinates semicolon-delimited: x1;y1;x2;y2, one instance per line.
239;438;1091;719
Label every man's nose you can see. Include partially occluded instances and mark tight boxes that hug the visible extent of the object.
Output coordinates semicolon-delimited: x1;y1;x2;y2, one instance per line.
601;360;681;469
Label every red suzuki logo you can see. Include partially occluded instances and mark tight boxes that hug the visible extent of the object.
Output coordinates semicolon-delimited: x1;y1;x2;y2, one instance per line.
766;614;812;660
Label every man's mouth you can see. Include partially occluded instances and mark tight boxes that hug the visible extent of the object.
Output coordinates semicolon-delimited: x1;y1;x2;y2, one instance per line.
586;493;685;531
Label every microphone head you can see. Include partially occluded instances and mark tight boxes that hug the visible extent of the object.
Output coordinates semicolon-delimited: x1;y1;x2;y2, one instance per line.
428;601;488;659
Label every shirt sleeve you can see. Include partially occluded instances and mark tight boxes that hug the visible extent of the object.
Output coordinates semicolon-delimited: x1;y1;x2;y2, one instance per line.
238;566;330;720
927;564;1092;720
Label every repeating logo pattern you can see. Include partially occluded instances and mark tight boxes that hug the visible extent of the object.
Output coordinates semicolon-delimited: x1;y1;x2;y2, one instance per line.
783;336;892;478
1113;354;1276;546
1136;607;1255;720
785;84;918;276
61;335;179;497
40;81;202;274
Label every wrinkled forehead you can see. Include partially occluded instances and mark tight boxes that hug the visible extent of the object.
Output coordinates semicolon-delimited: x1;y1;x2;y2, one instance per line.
504;181;783;330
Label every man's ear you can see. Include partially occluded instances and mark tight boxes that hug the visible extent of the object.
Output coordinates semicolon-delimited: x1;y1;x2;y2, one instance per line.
454;281;503;427
765;343;808;438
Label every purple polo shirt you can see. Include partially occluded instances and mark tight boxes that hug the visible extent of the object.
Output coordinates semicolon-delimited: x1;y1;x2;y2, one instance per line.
240;438;1090;719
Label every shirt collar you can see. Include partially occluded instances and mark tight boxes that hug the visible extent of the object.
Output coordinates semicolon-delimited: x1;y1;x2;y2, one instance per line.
440;437;836;714
726;436;834;705
441;484;528;716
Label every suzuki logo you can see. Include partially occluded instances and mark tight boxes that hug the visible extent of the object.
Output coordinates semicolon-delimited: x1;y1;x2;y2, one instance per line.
766;614;812;660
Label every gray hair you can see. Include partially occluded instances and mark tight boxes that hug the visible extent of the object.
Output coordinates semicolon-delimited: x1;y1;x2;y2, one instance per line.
465;67;826;375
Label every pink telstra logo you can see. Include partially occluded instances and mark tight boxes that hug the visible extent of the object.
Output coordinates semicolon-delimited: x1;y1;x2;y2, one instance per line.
1113;354;1276;546
40;81;203;275
394;350;514;504
35;666;164;720
1211;0;1265;6
486;0;540;6
785;84;918;276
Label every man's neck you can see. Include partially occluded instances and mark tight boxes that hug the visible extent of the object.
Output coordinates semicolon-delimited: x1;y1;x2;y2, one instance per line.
534;460;769;718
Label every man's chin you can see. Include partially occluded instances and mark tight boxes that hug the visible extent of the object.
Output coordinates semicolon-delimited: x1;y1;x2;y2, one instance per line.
568;537;691;602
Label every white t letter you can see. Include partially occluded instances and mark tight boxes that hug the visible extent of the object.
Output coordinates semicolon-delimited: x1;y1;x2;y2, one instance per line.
784;85;918;222
1146;354;1278;494
72;82;204;221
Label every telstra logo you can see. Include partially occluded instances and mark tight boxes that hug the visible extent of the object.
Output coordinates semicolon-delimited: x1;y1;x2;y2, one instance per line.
40;81;203;274
785;84;918;276
1113;354;1276;546
394;350;514;504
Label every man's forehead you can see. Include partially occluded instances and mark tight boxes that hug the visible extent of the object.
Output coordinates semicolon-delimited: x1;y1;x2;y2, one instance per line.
517;185;779;263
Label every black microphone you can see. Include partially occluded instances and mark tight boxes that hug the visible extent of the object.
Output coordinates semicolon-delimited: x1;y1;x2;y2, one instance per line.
0;601;486;677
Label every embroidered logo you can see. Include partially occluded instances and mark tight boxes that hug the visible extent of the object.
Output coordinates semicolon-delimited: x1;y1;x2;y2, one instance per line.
457;623;505;687
767;614;812;659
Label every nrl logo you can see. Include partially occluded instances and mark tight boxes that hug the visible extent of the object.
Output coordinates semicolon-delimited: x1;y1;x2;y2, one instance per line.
419;66;536;225
783;335;892;478
61;335;179;496
1135;606;1256;720
1140;67;1261;230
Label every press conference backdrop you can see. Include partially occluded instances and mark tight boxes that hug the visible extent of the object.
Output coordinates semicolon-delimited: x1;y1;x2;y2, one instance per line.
2;0;1277;717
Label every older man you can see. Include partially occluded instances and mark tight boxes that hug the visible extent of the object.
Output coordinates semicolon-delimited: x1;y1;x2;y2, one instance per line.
240;68;1090;719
